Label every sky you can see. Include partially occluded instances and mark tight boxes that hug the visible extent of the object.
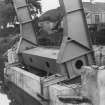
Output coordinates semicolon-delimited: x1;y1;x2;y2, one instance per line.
40;0;105;13
83;0;105;2
40;0;60;12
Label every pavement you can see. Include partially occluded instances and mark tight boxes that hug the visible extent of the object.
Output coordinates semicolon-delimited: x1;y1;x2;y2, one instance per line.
0;93;11;105
0;84;11;105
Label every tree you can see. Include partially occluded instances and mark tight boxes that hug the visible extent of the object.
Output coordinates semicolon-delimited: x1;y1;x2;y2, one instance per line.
0;1;14;27
27;0;42;14
0;0;41;28
0;0;41;37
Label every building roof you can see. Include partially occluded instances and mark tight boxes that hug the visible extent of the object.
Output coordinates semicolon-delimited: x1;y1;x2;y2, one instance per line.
83;2;105;12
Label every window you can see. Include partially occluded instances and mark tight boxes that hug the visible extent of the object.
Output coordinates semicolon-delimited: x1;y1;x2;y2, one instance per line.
95;14;99;24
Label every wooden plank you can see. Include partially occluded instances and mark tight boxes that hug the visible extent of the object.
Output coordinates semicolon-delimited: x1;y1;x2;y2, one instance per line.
42;74;67;87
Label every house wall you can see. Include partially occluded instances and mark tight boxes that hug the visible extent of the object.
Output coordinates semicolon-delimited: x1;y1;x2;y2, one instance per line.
85;11;105;25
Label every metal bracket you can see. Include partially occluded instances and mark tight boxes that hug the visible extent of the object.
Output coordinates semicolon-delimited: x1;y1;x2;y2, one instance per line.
17;4;30;9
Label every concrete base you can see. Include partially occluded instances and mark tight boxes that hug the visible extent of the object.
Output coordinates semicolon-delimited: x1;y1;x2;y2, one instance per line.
7;82;42;105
